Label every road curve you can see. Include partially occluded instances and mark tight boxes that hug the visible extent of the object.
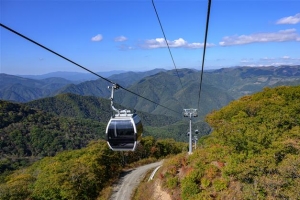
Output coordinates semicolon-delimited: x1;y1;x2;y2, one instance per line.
110;160;163;200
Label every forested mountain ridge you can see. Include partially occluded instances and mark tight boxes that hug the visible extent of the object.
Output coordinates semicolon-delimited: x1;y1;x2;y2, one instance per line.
0;100;37;129
115;68;234;118
32;65;300;119
25;93;180;126
2;66;300;119
0;73;72;89
0;73;73;102
145;85;300;199
107;68;167;87
24;93;212;142
204;65;300;98
0;69;166;102
0;100;106;173
52;79;112;101
52;68;167;97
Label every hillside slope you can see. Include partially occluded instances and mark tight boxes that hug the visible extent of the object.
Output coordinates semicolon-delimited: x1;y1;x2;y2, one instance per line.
0;73;73;102
108;68;166;87
115;69;234;119
0;100;106;172
204;65;300;98
0;137;187;200
138;85;300;199
51;68;166;97
25;93;180;127
25;93;212;142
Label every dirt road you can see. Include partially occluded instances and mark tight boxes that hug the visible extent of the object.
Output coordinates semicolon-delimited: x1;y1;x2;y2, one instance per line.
110;160;163;200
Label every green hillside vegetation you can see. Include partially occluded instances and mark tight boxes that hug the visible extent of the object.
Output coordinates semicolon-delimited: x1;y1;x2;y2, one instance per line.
25;93;180;126
204;65;300;99
53;78;111;98
108;68;166;87
0;100;106;175
0;138;187;200
135;85;300;199
25;93;212;141
0;96;198;182
144;120;211;142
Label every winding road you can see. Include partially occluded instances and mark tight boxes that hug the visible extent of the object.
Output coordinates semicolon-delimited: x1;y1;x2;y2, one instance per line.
110;160;163;200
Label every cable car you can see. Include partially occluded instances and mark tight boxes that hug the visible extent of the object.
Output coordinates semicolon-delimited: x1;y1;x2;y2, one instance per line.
105;84;143;151
106;111;143;151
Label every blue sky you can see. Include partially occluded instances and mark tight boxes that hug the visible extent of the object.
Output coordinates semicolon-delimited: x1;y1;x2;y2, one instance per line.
1;0;300;75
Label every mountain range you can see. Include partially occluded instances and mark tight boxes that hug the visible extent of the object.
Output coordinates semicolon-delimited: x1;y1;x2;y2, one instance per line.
0;68;166;102
1;65;300;119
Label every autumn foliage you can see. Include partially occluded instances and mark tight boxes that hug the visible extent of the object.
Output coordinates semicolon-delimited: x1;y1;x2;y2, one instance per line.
157;86;300;199
0;137;186;200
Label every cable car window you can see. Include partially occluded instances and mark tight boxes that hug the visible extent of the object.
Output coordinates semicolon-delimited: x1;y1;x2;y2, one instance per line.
108;120;134;138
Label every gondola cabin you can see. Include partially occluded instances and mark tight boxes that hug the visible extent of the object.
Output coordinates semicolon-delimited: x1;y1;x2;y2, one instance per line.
106;111;143;151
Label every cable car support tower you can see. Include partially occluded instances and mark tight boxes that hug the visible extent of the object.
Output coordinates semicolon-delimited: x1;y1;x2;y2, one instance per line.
184;109;198;155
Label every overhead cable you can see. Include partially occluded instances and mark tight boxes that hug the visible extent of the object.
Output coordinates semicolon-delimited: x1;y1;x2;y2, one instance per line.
151;0;184;89
197;0;212;110
0;23;181;115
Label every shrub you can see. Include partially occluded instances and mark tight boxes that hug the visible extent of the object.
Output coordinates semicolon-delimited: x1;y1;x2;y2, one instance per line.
213;178;228;192
166;177;178;189
201;177;210;189
181;177;200;199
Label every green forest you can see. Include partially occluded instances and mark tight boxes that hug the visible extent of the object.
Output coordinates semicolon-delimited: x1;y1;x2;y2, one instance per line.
136;85;300;199
0;99;106;173
0;138;187;200
0;95;204;177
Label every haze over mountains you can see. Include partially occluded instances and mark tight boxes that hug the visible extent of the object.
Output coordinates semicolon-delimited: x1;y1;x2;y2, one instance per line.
19;70;126;82
1;65;300;119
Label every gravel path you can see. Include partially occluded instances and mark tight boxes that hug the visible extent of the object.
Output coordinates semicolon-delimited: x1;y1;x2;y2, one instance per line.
110;160;163;200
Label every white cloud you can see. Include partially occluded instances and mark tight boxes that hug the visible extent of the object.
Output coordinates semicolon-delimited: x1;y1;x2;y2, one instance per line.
143;38;186;48
240;63;297;67
270;62;294;66
141;38;215;49
276;13;300;24
91;34;103;42
115;36;127;42
219;29;300;46
186;42;215;49
260;57;276;61
245;56;300;67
